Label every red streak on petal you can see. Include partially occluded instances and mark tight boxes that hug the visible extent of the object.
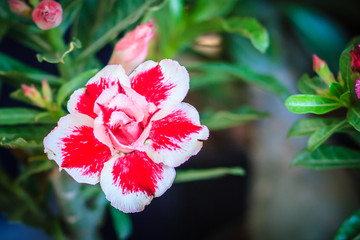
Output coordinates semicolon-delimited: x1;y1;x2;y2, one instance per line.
112;151;163;196
150;109;202;151
131;65;174;106
76;77;116;118
61;125;111;177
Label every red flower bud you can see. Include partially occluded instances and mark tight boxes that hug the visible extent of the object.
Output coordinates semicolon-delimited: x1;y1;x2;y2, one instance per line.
312;54;325;72
32;0;62;30
350;44;360;73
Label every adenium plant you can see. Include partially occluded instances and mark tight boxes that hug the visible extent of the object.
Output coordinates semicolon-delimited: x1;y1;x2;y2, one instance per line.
44;60;209;213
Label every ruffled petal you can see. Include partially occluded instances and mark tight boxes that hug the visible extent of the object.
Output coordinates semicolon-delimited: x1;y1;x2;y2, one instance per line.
129;59;189;120
68;65;130;118
146;103;209;167
100;151;175;213
44;114;112;185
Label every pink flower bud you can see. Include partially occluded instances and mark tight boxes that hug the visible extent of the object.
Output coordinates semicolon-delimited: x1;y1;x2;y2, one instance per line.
41;80;52;102
8;0;31;15
355;79;360;100
312;54;325;72
22;84;46;107
32;0;62;30
108;21;155;75
350;44;360;73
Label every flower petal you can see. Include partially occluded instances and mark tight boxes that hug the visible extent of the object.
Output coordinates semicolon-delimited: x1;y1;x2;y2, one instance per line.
146;102;209;167
100;151;175;213
44;114;112;185
68;65;130;118
129;59;189;120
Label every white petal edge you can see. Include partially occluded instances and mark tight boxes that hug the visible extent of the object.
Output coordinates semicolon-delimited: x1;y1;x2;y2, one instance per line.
130;59;190;120
146;102;210;167
43;113;104;185
87;65;130;87
99;154;176;213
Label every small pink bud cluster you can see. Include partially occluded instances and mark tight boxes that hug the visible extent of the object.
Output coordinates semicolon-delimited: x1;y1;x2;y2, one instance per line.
22;80;55;110
8;0;31;16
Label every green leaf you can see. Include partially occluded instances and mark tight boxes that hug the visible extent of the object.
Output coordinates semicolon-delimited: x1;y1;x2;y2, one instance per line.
329;82;345;98
110;206;133;240
285;94;342;114
76;0;157;62
36;39;82;64
0;108;57;125
0;125;54;148
340;45;354;92
297;74;327;95
200;106;269;130
191;0;238;22
335;209;360;240
0;53;62;86
287;117;344;138
292;145;360;170
56;68;99;106
189;63;290;100
347;106;360;132
175;167;245;183
16;159;54;183
307;120;348;152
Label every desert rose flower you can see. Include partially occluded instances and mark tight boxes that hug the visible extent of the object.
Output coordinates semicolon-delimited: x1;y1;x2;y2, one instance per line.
8;0;31;16
32;0;62;30
108;21;154;75
351;44;360;73
44;59;209;213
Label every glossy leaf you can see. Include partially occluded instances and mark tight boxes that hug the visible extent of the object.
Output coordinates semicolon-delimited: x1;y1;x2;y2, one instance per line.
335;209;360;240
307;120;348;152
329;82;345;98
339;46;353;92
189;63;290;100
347;106;360;132
287;117;344;138
56;68;99;106
297;74;327;95
191;0;238;22
292;145;360;170
285;94;342;114
175;167;245;183
36;39;82;64
0;108;57;125
201;107;269;130
110;206;133;240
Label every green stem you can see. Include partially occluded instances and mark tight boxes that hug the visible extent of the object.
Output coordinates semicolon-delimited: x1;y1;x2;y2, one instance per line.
45;28;73;80
50;170;105;240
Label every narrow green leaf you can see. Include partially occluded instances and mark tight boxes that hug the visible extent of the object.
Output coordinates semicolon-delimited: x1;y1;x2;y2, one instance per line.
189;63;290;100
335;209;360;240
36;39;82;64
0;108;56;125
329;82;345;98
287;117;343;138
191;0;238;22
201;107;269;130
307;120;348;152
0;125;54;148
175;167;245;183
285;94;342;114
297;74;327;95
110;206;133;240
340;46;353;92
16;159;53;183
347;106;360;132
292;145;360;170
76;0;156;62
56;68;99;106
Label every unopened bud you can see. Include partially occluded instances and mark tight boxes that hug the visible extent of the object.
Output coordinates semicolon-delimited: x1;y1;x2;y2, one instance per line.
312;54;335;86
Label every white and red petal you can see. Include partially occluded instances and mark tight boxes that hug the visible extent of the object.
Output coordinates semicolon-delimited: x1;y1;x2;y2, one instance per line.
44;114;112;185
129;59;189;120
68;65;130;118
100;151;175;213
146;102;209;167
